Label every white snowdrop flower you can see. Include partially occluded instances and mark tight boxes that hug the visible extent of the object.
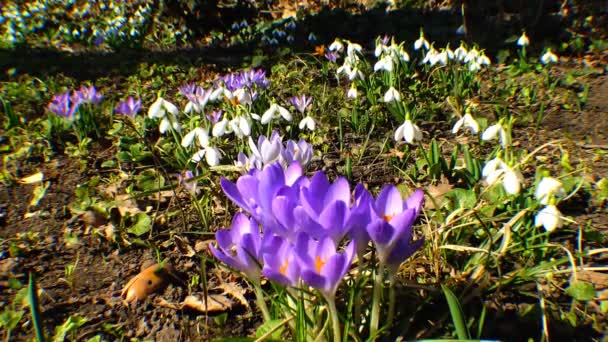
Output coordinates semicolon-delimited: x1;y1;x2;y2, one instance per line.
329;39;344;52
375;43;387;58
308;33;317;42
298;116;316;131
482;157;507;185
414;33;429;50
535;205;563;232
477;53;491;66
394;119;422;144
184;101;197;114
212;118;228;137
482;123;508;147
374;55;394;72
422;47;439;66
250;112;261;121
261;103;292;124
464;48;479;63
238;116;251;137
540;49;558;64
347;84;358;99
517;32;530;47
535;177;565;205
229;118;244;138
394;47;410;62
502;167;524;195
383;87;401;103
210;87;225;101
437;50;449;65
469;61;482;72
347;42;363;56
347;67;364;81
337;63;352;77
148;97;178;118
181;127;209;148
454;43;468;62
452;113;479;134
191;146;220;166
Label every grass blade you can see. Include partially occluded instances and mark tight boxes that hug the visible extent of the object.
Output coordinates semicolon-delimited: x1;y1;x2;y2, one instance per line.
441;284;470;340
28;273;45;342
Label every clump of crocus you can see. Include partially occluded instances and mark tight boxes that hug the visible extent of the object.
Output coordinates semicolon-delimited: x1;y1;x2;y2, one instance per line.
115;96;141;118
48;92;78;119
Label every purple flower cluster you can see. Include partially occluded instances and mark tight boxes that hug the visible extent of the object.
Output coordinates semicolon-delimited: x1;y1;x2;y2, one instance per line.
114;96;141;117
47;85;103;118
219;69;270;92
235;131;313;172
211;161;424;300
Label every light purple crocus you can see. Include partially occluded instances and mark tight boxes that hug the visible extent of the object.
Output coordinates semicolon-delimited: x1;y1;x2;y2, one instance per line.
262;235;301;287
281;139;313;167
48;92;78;118
115;96;141;117
367;187;424;270
206;110;223;124
295;232;356;301
180;84;212;113
290;94;313;114
248;131;283;165
209;213;271;281
235;152;262;172
325;51;338;63
72;85;103;105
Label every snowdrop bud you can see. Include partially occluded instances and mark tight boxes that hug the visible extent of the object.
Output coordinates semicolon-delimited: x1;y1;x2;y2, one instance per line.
517;32;530;47
347;84;358;99
482;123;507;147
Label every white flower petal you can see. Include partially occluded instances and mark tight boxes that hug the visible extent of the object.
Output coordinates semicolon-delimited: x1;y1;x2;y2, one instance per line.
277;105;292;122
181;129;197;147
212;119;228;137
159;117;171;133
205;147;220;166
163;100;179;115
148;97;164;118
503;168;523;195
191;149;206;162
535;205;563;232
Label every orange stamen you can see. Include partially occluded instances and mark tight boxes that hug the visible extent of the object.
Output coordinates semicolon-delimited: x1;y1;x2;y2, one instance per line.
315;255;327;273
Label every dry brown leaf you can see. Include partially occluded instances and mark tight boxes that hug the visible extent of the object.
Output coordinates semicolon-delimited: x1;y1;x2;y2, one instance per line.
217;282;249;309
121;263;172;303
115;194;141;216
425;177;454;210
182;294;232;313
174;235;195;258
576;271;608;290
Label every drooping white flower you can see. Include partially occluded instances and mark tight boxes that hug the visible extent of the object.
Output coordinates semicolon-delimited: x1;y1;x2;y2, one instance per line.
540;49;558;64
454;43;468;62
374;55;394;73
502;167;524;195
422;47;439;66
346;67;364;81
517;32;530;47
414;33;429;50
261;103;292;124
456;24;466;35
347;84;358;99
535;205;563;232
298;116;316;131
464;47;479;64
347;42;363;57
181;127;209;148
191;146;220;166
482;123;508;147
394;119;422;144
148;97;180;133
535;177;565;205
329;39;344;52
477;52;491;66
482;157;507;185
452;113;479;134
383;87;401;103
212;118;229;137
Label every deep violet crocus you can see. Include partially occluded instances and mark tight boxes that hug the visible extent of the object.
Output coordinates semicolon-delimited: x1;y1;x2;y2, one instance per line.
115;96;141;117
262;235;301;287
367;186;424;270
209;213;271;281
72;85;103;105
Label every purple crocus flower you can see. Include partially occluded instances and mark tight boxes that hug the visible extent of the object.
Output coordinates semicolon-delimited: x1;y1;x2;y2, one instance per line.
245;69;270;89
290;94;313;114
209;213;271;281
248;132;283;165
366;187;424;270
235;152;262;172
325;51;338;63
177;170;198;195
347;184;375;255
281;138;313;167
115;96;141;117
294;232;356;300
262;235;301;287
206;110;223;124
72;85;103;105
48;92;78;118
180;84;212;113
220;161;304;232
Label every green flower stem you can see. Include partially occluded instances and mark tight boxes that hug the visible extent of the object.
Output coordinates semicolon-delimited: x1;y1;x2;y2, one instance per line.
386;272;397;330
327;297;341;342
369;265;384;338
253;281;271;323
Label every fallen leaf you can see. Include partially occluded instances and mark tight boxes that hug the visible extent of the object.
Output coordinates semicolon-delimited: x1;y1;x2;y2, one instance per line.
425;177;454;210
217;282;249;309
115;194;141;216
121;263;174;303
19;172;44;184
575;271;608;290
174;236;195;258
182;294;232;313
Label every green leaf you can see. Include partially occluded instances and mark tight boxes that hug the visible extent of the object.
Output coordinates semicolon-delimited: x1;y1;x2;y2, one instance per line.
445;188;477;209
255;319;284;340
29;181;50;207
28;273;45;342
0;308;24;332
53;315;88;342
127;213;152;236
566;281;595;301
441;285;470;340
101;159;116;168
